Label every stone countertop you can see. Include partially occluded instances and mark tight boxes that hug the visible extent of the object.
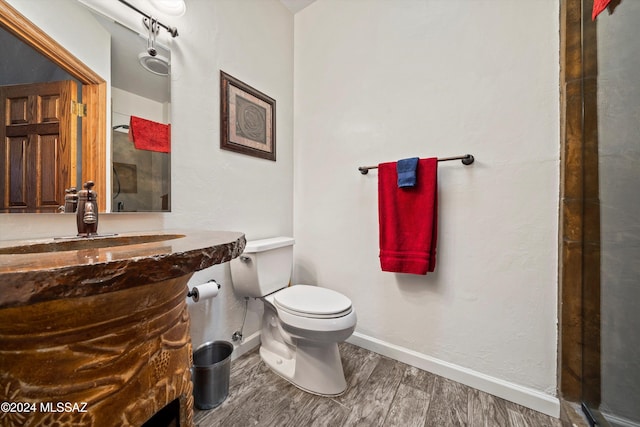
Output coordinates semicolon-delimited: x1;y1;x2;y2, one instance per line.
0;230;246;309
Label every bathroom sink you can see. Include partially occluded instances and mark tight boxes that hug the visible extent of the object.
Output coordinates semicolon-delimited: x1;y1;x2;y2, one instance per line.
0;233;185;254
0;229;245;427
0;230;246;309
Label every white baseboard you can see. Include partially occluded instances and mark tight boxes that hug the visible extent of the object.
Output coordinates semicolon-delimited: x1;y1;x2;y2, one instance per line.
231;330;261;361
346;332;560;419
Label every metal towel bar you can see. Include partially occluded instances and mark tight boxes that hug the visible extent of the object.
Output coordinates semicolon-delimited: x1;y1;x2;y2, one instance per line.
358;154;474;174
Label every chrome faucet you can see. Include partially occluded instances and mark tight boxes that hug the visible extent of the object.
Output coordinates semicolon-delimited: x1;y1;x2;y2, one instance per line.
77;181;98;237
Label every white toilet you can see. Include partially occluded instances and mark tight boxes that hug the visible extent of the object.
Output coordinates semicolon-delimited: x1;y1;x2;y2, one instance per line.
229;237;357;396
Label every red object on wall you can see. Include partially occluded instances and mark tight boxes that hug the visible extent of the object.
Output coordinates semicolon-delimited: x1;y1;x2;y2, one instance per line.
129;116;171;153
592;0;611;20
378;158;438;275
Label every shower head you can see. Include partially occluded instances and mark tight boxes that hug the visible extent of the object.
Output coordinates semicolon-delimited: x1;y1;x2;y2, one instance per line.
138;52;170;76
139;16;169;75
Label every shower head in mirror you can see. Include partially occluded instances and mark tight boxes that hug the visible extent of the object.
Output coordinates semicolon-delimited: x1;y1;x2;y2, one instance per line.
138;52;170;75
139;16;170;75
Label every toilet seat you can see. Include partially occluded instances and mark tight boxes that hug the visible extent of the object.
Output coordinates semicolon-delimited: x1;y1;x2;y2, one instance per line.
274;285;352;319
264;285;357;333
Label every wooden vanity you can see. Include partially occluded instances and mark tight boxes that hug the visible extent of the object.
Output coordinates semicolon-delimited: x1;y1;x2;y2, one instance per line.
0;230;245;426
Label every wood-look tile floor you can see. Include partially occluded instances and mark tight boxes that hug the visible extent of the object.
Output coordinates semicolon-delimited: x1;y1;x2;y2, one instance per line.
194;343;560;427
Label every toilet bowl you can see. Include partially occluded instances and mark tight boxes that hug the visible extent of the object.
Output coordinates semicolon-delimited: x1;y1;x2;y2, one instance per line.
229;237;357;396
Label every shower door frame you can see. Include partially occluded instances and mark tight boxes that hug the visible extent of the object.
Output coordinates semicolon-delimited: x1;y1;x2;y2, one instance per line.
559;0;603;421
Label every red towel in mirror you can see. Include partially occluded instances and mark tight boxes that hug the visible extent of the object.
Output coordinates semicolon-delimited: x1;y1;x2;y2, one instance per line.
129;116;171;153
378;158;438;275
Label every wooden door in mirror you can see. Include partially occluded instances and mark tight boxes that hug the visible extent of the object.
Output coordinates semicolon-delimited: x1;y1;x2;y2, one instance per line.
0;81;77;212
0;0;107;211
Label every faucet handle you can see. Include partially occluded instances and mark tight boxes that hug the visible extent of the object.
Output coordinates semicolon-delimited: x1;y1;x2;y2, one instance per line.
82;181;97;202
83;202;98;224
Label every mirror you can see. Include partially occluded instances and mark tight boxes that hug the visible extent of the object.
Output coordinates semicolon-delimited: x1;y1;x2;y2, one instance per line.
96;13;171;212
0;0;171;213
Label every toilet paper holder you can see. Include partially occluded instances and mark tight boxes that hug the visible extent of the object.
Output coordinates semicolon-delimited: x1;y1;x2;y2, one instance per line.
187;279;220;302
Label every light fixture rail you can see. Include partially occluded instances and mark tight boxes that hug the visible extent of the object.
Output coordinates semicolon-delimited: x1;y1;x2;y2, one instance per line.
117;0;179;37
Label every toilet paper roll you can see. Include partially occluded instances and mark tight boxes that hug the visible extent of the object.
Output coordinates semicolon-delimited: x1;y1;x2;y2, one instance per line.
188;280;220;303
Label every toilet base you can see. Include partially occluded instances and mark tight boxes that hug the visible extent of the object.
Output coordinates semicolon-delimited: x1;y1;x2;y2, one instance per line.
260;342;347;396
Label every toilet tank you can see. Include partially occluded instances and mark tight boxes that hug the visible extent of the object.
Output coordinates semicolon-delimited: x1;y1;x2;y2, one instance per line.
229;237;295;298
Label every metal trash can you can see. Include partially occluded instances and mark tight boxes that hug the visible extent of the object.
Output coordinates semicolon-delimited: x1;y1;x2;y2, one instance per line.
192;341;233;410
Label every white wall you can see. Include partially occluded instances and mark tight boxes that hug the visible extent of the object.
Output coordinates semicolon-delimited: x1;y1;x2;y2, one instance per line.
1;0;294;357
165;0;294;355
112;87;167;125
293;0;559;414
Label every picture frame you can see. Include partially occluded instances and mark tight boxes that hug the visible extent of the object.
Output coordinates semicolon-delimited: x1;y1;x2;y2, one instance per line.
220;71;276;161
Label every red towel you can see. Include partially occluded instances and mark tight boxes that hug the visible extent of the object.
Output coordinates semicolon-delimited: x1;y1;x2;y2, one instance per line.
592;0;611;20
129;116;171;153
378;158;438;275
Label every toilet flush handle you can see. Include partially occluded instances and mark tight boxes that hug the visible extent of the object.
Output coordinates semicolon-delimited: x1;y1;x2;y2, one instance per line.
240;255;251;263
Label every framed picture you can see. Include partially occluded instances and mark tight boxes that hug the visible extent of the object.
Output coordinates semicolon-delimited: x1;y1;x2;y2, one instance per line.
220;71;276;161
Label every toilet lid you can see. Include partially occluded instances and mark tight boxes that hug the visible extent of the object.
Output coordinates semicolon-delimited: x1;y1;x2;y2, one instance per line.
274;285;352;318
